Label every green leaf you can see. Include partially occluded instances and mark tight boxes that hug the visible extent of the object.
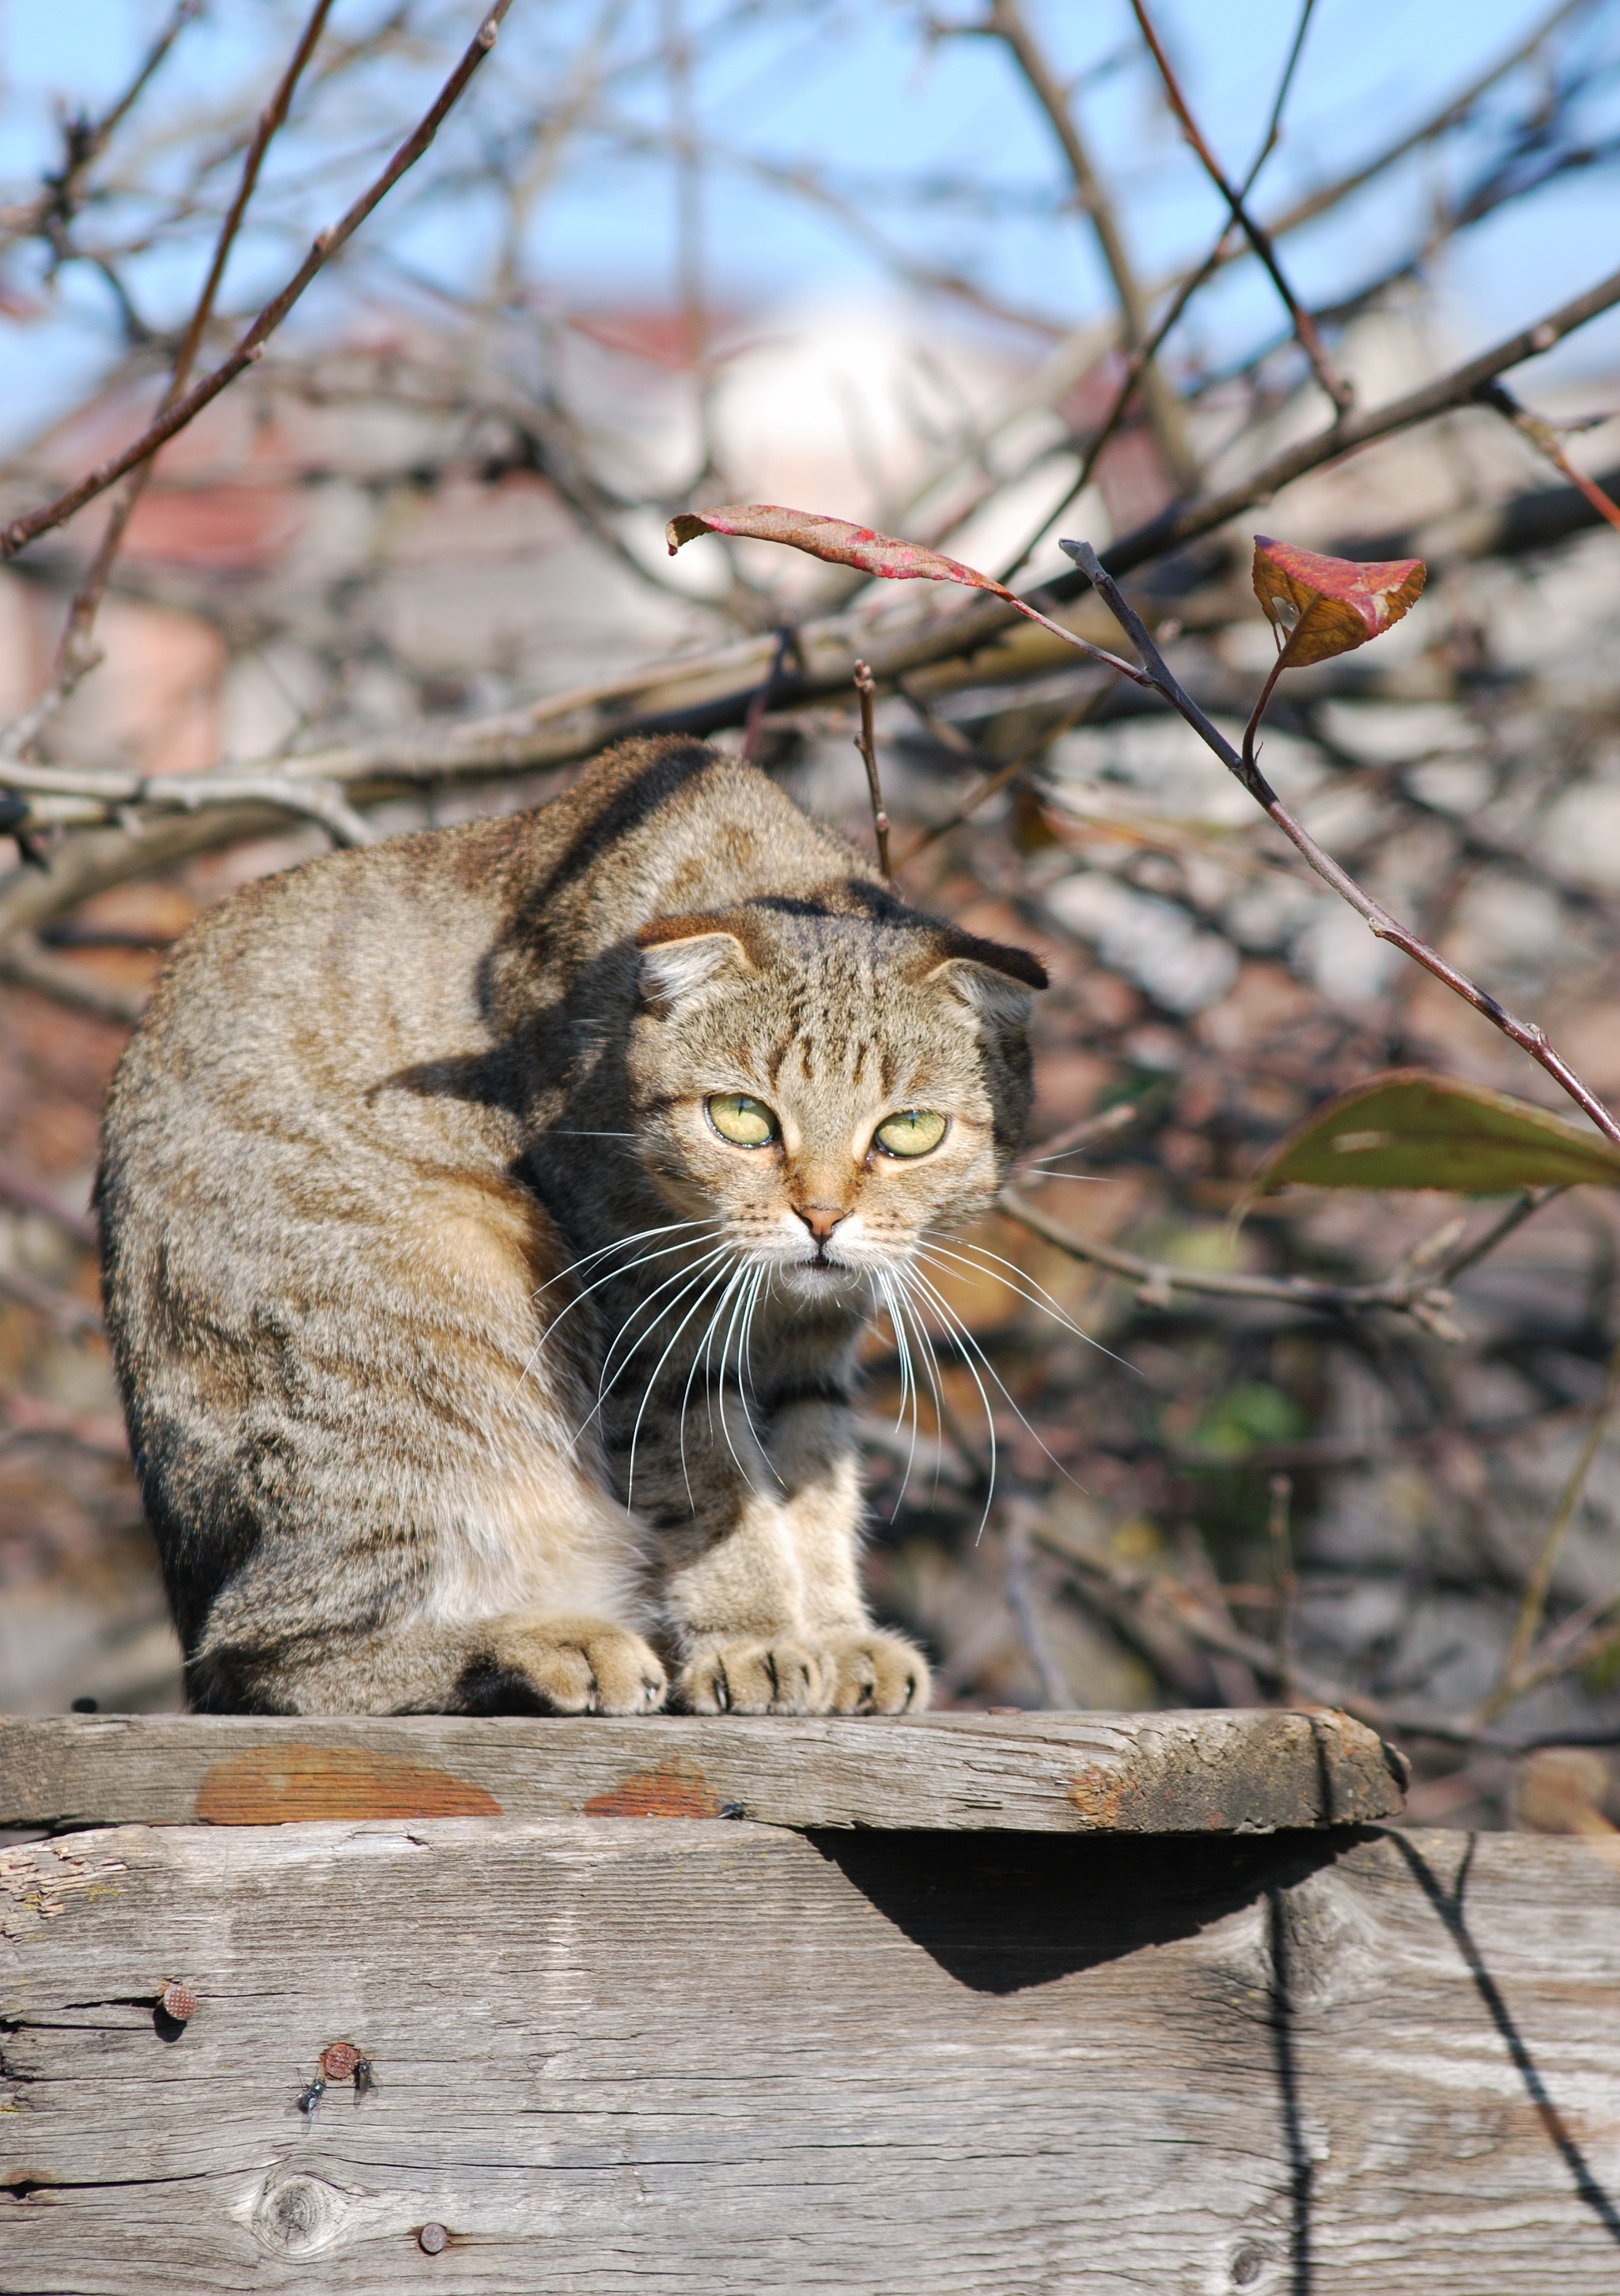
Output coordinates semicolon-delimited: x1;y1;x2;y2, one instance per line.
1241;1069;1620;1201
1187;1381;1306;1462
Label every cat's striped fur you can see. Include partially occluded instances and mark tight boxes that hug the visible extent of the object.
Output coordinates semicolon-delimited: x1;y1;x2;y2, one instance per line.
98;737;1044;1715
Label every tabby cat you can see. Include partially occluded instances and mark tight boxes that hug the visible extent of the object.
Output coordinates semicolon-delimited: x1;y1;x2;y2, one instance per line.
98;736;1046;1715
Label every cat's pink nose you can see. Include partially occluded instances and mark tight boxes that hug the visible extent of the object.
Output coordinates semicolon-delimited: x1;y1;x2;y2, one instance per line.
794;1203;847;1245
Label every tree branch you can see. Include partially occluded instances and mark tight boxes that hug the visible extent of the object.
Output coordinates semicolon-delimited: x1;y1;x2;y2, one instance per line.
10;2;341;760
0;1;514;566
1129;0;1353;413
999;1186;1466;1333
980;0;1195;489
1061;538;1620;1150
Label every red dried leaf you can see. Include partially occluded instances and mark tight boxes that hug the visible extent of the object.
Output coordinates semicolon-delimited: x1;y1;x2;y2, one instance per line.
666;505;1017;600
666;503;1149;690
1251;535;1425;669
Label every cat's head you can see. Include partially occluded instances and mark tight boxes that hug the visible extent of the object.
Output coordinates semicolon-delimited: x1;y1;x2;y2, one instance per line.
627;896;1045;1295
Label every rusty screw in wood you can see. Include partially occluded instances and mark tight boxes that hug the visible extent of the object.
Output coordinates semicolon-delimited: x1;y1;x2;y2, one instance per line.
320;2041;361;2081
418;2222;449;2255
160;1982;197;2023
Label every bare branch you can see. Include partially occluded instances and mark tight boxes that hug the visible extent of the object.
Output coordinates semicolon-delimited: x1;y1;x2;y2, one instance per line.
1001;1496;1072;1706
1129;0;1353;413
0;1261;103;1334
1062;537;1620;1150
1476;380;1620;535
0;932;149;1025
21;2;340;746
0;0;204;260
0;1151;97;1247
978;0;1195;488
999;1186;1466;1331
0;1;515;565
1486;1331;1620;1718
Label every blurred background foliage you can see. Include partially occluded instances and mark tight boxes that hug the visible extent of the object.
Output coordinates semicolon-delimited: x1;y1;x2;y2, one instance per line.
2;0;1620;1838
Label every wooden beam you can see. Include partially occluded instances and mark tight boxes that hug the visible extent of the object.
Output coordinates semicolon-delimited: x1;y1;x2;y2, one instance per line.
0;1708;1406;1833
3;1818;1619;2290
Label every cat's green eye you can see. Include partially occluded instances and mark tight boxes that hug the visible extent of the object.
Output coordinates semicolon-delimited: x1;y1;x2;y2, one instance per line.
873;1109;948;1159
706;1091;779;1148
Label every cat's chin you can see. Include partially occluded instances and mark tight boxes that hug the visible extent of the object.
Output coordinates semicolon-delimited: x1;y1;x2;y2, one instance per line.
777;1256;870;1302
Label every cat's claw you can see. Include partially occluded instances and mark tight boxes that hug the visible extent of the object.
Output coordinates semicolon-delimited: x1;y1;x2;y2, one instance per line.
673;1632;930;1715
675;1640;835;1715
827;1632;930;1714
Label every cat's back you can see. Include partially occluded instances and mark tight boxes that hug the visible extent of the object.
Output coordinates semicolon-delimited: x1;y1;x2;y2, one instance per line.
100;738;872;1206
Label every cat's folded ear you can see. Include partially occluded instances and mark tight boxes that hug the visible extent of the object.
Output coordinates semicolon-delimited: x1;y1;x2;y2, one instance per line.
922;928;1047;1030
635;913;763;1011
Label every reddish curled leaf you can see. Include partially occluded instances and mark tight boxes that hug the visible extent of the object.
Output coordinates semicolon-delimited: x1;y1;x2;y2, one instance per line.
665;504;1148;686
666;505;1016;596
1251;535;1425;669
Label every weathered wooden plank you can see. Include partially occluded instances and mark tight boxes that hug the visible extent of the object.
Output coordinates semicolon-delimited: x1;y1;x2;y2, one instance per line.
0;1707;1405;1833
2;1818;1618;2293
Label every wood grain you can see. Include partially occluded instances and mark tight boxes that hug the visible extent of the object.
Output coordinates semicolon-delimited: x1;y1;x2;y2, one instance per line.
0;1707;1406;1833
2;1818;1618;2293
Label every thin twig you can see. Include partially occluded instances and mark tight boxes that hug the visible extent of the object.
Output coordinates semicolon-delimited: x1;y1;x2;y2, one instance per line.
1129;0;1353;414
7;270;1620;917
1000;1186;1464;1330
1475;380;1620;535
0;1;204;261
740;626;793;763
1437;1187;1562;1287
0;1264;103;1335
853;661;891;879
1486;1330;1620;1717
22;0;341;738
0;758;373;848
0;1152;97;1248
1267;1473;1298;1704
660;0;718;484
1061;538;1620;1150
1253;0;1596;254
0;2;515;566
6;263;1615;842
891;675;1112;864
1002;1495;1072;1706
979;0;1194;489
1087;263;1620;586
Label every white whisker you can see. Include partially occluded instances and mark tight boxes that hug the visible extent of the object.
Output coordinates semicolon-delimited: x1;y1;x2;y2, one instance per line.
676;1265;731;1507
624;1260;738;1506
917;1238;1128;1371
529;1218;717;1303
710;1266;760;1490
903;1264;1082;1532
876;1272;922;1518
890;1272;949;1508
517;1222;724;1386
596;1246;733;1406
917;1239;1094;1347
893;1264;998;1540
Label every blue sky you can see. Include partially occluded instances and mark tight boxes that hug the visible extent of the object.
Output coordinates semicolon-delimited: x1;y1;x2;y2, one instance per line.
0;0;1614;447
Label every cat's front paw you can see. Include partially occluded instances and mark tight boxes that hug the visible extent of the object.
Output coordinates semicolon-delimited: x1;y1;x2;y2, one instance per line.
674;1640;835;1715
827;1632;931;1714
485;1614;667;1715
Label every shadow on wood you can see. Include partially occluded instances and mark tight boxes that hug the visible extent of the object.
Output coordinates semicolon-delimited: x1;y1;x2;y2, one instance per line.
812;1825;1355;1992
